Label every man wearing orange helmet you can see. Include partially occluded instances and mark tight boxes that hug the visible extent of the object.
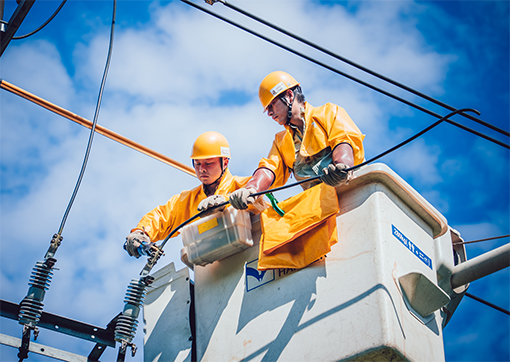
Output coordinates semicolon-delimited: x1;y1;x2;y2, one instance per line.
124;131;251;258
229;71;366;210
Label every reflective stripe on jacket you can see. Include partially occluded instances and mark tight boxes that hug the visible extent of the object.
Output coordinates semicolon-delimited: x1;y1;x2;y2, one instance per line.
258;102;365;188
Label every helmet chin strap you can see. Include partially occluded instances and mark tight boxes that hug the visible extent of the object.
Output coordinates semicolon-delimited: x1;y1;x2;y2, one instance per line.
203;158;228;196
279;92;294;126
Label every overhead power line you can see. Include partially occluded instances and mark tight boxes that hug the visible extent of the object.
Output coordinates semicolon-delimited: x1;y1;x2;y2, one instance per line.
209;0;509;139
137;108;480;277
465;293;510;316
0;0;35;56
15;2;119;361
0;79;197;177
12;0;68;40
453;234;510;246
250;108;480;195
57;0;115;235
181;0;509;150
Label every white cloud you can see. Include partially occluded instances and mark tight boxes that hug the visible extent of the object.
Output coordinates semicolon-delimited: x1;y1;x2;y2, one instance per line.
384;137;443;186
1;1;506;361
1;40;75;107
0;0;456;297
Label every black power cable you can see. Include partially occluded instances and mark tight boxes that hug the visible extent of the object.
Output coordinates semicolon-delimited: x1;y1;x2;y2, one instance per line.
212;0;509;139
15;3;116;360
139;108;479;277
141;107;510;321
250;108;480;195
12;0;68;40
57;0;116;235
465;293;510;316
453;234;510;246
180;0;509;150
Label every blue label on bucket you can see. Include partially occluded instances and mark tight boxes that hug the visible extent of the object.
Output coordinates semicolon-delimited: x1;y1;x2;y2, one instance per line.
245;259;275;292
392;225;432;270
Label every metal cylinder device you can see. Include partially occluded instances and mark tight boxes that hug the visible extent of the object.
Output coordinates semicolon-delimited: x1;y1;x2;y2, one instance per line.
18;259;56;329
451;243;510;289
115;277;152;359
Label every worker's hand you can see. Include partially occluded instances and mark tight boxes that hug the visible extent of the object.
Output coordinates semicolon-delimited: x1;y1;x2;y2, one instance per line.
320;163;350;187
198;195;227;216
124;230;154;258
229;187;256;210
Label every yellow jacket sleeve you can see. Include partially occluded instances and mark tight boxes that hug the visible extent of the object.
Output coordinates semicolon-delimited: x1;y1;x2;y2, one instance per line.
257;102;365;188
133;189;201;242
305;102;365;165
133;169;250;242
257;130;294;188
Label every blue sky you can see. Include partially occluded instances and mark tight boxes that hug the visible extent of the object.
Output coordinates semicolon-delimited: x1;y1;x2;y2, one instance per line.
0;0;508;361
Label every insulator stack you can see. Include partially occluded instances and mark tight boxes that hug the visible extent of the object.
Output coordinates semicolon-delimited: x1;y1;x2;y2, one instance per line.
18;260;55;328
114;278;149;344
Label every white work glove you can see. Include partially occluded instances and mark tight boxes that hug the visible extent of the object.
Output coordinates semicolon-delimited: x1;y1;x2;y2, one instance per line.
229;187;256;210
320;163;350;187
197;195;227;216
124;230;153;258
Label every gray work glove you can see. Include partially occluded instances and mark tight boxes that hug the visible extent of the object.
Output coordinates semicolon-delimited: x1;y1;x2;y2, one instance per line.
124;230;152;258
229;187;256;210
198;195;227;216
320;163;350;187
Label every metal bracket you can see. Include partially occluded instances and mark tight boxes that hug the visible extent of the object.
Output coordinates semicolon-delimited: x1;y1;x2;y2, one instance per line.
0;0;36;57
399;271;451;318
1;299;117;360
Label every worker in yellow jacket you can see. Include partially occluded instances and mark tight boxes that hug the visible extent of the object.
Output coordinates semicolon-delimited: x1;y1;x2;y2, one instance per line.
229;71;365;206
124;131;251;258
227;71;366;270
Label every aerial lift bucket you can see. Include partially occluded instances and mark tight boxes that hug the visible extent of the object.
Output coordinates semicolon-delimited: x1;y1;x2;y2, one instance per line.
143;163;469;362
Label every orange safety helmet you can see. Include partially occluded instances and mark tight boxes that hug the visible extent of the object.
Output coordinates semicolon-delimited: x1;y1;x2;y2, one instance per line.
259;71;300;110
190;131;231;160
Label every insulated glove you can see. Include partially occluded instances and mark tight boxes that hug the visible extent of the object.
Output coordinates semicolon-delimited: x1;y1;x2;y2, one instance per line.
124;230;152;258
197;195;227;216
229;187;256;210
320;163;350;187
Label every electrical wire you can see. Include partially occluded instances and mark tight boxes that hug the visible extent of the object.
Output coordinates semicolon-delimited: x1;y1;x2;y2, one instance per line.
453;234;510;246
465;293;510;316
0;79;197;177
140;107;510;322
250;108;480;195
140;108;478;276
212;0;509;139
180;0;509;150
12;0;68;40
57;0;116;235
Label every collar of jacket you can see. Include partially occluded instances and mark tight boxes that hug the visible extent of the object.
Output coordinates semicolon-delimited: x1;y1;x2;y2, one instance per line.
201;167;234;196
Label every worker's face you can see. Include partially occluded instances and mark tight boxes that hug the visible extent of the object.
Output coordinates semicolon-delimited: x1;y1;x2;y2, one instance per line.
266;90;293;126
194;157;225;185
266;97;288;126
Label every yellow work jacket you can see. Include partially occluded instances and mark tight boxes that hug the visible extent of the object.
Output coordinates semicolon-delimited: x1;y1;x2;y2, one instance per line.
134;169;250;242
258;183;339;270
258;102;365;188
